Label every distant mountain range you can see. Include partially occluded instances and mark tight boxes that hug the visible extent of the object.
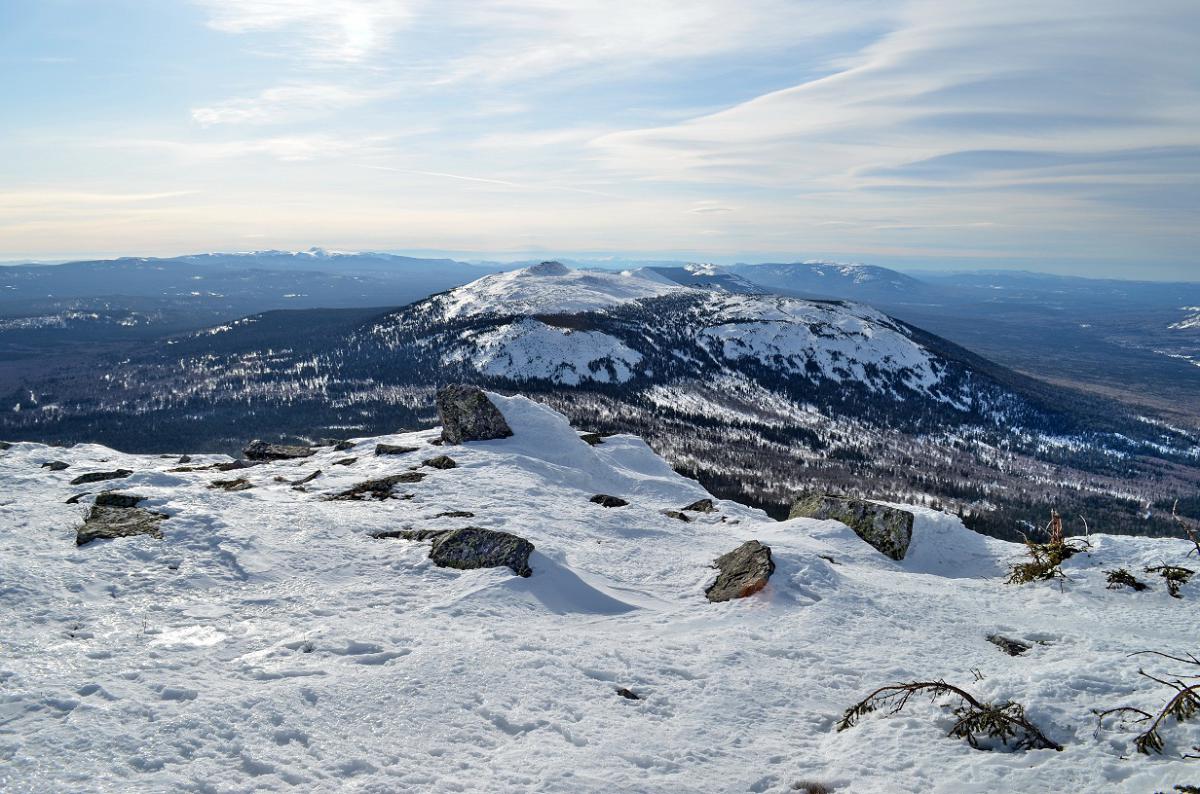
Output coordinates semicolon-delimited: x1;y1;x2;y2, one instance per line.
3;261;1197;541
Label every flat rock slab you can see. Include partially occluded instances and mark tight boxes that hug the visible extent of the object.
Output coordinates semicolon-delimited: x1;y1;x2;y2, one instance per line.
242;440;313;461
591;494;629;508
436;385;514;445
332;457;357;466
210;478;253;492
331;472;424;500
788;493;913;561
706;540;775;602
375;444;419;456
422;455;457;470
70;469;133;486
76;505;166;546
94;492;146;508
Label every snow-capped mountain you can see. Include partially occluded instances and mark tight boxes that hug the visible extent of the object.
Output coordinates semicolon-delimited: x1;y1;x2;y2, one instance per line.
729;261;937;303
3;392;1197;791
2;263;1198;540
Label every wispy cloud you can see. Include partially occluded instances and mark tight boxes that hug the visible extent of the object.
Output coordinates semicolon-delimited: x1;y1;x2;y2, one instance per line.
192;83;388;126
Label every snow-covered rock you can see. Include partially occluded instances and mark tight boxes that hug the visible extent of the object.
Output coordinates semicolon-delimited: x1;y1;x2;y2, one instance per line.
1;394;1197;792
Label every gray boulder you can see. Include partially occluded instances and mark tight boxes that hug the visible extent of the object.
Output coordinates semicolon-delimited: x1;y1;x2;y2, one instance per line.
706;540;774;602
436;385;513;445
661;509;691;522
423;455;457;470
331;472;424;501
41;461;70;471
70;469;133;486
591;494;628;508
428;527;534;577
987;634;1033;657
76;505;166;546
682;498;716;513
788;493;913;561
242;440;313;461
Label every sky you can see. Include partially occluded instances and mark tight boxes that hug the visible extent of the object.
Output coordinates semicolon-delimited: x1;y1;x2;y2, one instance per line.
1;0;1198;278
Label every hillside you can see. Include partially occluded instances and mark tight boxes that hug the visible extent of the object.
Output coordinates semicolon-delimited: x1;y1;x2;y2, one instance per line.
2;391;1197;792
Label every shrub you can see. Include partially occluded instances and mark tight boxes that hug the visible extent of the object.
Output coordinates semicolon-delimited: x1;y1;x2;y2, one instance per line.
1007;539;1086;585
1105;568;1150;591
1145;565;1194;599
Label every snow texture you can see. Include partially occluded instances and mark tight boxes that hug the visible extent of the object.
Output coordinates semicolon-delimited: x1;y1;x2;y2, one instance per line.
1;394;1197;792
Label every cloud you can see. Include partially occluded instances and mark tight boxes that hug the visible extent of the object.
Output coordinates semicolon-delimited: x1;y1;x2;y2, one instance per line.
0;191;199;209
193;0;414;62
192;83;387;126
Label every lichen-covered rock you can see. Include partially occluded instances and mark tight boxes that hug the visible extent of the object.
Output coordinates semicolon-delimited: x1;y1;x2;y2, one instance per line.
682;498;716;513
428;527;534;577
788;493;913;561
375;444;419;456
242;440;313;461
94;492;146;508
76;505;166;546
422;455;457;470
436;385;514;445
591;494;628;508
70;469;133;486
706;540;774;602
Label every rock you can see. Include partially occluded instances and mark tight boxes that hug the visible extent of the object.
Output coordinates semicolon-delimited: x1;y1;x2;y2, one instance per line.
422;455;457;470
0;441;11;451
217;459;262;472
987;634;1033;657
69;469;133;486
41;461;70;471
94;492;146;508
291;470;321;485
372;529;446;541
76;505;166;546
661;509;691;522
65;492;90;504
210;478;253;492
332;457;357;466
331;473;423;501
177;455;192;464
436;384;514;445
434;510;475;518
615;687;640;700
242;440;313;461
579;433;606;446
706;540;775;603
682;498;716;513
788;493;913;561
591;494;629;508
428;527;534;577
334;440;355;451
375;444;419;456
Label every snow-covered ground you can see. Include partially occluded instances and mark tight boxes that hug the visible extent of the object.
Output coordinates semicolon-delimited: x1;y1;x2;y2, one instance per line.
1;394;1197;792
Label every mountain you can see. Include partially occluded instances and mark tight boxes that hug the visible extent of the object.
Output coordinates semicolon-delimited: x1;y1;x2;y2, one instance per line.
3;391;1197;791
729;261;937;303
3;262;1197;540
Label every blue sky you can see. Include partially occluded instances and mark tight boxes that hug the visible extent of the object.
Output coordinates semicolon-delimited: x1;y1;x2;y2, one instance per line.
1;0;1197;277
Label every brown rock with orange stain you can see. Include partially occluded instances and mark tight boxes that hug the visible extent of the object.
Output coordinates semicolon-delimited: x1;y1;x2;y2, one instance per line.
705;540;774;602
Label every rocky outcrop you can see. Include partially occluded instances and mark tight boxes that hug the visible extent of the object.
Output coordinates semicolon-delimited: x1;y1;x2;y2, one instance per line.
788;493;913;561
76;504;166;546
434;510;475;518
422;455;457;470
682;498;716;513
591;494;628;508
373;526;534;577
375;444;419;456
579;433;606;446
242;440;313;461
661;509;691;522
70;469;133;486
334;440;355;451
41;461;69;471
436;385;513;445
210;478;253;492
706;540;774;602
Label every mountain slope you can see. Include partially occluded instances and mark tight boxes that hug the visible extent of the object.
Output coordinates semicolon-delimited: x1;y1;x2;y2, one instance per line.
3;263;1198;539
2;394;1197;792
730;261;939;303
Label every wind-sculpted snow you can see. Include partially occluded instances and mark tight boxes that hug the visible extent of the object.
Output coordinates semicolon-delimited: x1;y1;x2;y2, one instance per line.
3;394;1198;791
444;318;643;385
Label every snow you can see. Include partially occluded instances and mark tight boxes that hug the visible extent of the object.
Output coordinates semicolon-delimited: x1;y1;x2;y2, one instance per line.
446;318;642;385
2;395;1198;792
435;262;678;318
1169;307;1200;330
